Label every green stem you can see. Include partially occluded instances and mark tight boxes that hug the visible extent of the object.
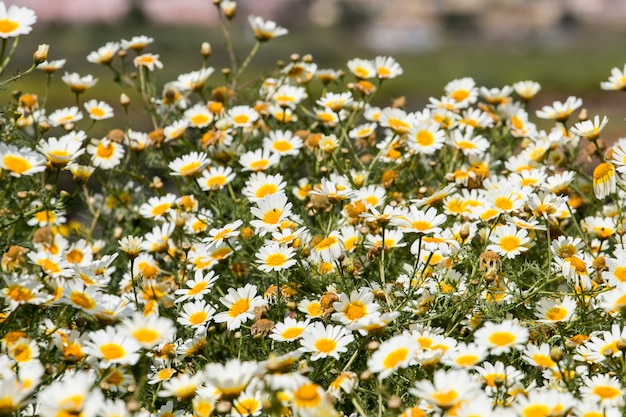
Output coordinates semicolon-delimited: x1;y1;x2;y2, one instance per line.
234;41;262;87
0;36;19;76
0;63;37;86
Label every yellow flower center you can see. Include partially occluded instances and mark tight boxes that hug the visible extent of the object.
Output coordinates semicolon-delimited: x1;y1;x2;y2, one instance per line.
272;140;293;153
494;197;514;211
316;236;338;251
344;302;366;321
66;249;84;264
567;256;587;274
365;195;379;207
262;208;283;224
179;161;201;176
592;385;621;399
232;114;250;125
137;55;155;64
415;130;435;146
274;94;295;104
234;398;260;415
314;338;337;353
411;220;433;231
545;306;567;321
139;263;159;279
294;383;321;407
488;331;516;347
7;285;34;302
12;344;31;362
601;341;618;357
207;175;227;188
211;247;232;260
354;67;370;78
499;236;520;252
157;368;176;381
63;343;84;361
582;413;603;417
417;337;432;348
0;19;18;34
377;67;391;77
387;118;411;134
60;394;85;411
90;107;106;118
96;142;114;158
105;369;124;385
383;347;408;369
456;140;476;150
510;116;524;130
317;112;336;123
612;266;626;283
256;183;278;198
450;89;469;101
522;404;550;417
49;150;70;159
41;258;61;274
3;155;31;174
250;159;269;171
307;302;323;317
281;327;304;340
189;311;208;325
188;281;208;296
34;210;56;224
532;354;555;368
265;253;287;267
431;389;458;406
191;114;210;126
99;343;125;360
151;202;171;217
70;291;96;310
455;354;479;367
133;328;159;344
229;298;251;317
593;162;614;180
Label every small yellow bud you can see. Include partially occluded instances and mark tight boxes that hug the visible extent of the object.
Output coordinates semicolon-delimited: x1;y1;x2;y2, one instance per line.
34;44;49;65
200;42;212;58
221;0;236;18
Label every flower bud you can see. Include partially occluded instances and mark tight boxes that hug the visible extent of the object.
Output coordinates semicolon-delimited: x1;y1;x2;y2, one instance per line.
201;42;212;58
120;93;130;107
221;0;236;18
33;44;49;65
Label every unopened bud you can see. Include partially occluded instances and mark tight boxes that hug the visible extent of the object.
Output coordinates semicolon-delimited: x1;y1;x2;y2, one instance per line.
201;42;212;58
221;0;236;18
367;340;380;351
38;121;50;135
459;223;471;242
33;44;49;65
215;400;232;415
360;370;372;381
387;396;402;410
549;347;563;362
120;93;130;107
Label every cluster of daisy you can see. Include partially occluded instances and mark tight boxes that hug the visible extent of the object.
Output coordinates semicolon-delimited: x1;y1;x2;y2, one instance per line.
4;1;626;416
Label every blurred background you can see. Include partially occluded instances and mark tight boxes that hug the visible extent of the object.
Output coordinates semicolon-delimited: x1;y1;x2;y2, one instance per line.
7;0;626;139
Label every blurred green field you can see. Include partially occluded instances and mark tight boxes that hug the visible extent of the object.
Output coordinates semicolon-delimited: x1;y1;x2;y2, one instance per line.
6;20;626;139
